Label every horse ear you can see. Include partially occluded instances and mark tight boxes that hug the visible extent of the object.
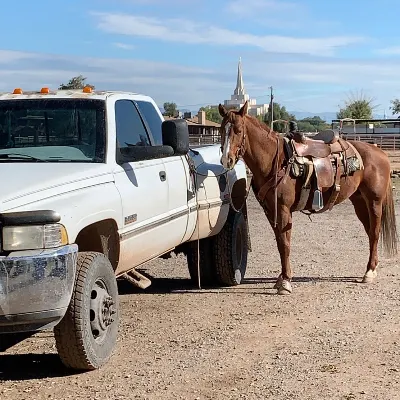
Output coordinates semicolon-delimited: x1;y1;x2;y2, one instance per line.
218;103;228;117
238;100;249;117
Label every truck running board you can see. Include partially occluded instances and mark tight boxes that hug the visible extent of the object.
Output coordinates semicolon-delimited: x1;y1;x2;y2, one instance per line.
122;269;152;290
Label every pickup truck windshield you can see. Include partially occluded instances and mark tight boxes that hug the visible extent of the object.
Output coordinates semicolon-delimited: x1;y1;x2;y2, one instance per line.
0;99;106;162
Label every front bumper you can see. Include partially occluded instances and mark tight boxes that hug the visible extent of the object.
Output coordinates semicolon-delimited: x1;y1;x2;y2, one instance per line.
0;244;78;333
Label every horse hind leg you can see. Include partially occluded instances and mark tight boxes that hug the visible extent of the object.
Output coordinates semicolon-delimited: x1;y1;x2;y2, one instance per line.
350;191;381;284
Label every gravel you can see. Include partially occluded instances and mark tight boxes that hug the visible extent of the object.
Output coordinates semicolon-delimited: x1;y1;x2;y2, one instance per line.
1;190;400;400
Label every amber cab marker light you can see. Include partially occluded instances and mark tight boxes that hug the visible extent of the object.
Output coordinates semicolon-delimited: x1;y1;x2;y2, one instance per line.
82;86;92;93
13;88;23;94
40;87;50;94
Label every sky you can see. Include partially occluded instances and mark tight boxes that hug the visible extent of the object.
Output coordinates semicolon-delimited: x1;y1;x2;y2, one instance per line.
1;0;400;116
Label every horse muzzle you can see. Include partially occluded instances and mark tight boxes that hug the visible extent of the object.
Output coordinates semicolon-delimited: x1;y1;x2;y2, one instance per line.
220;154;235;170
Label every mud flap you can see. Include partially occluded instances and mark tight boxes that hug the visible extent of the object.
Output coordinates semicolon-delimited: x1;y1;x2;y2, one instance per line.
242;201;252;252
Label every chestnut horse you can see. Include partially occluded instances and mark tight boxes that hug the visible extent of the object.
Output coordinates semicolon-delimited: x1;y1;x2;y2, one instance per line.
218;101;398;295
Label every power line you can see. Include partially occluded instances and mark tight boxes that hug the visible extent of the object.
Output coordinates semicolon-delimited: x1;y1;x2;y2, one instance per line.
269;86;274;130
176;93;273;109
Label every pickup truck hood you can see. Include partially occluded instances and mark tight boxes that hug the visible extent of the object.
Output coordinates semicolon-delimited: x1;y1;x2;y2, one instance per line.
0;163;114;212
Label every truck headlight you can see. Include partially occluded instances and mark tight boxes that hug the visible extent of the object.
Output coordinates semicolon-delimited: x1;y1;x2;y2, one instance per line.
2;224;69;251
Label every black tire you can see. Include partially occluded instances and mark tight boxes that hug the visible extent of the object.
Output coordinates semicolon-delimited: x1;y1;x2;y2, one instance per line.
186;238;217;287
213;210;248;286
54;252;119;370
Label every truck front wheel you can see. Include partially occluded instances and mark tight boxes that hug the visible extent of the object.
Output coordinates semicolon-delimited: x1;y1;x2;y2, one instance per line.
54;252;119;370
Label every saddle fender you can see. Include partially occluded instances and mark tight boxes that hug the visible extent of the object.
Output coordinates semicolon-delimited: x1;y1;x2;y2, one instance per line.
313;157;334;188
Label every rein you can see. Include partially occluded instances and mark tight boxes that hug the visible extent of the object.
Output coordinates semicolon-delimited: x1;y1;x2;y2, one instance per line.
222;115;289;228
185;148;252;290
221;118;247;161
253;131;291;228
235;119;247;161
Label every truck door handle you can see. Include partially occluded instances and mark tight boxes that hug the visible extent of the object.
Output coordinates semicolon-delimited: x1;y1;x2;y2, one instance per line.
159;171;166;181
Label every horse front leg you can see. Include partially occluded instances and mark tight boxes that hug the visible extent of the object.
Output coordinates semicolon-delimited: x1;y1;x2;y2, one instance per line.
268;205;293;295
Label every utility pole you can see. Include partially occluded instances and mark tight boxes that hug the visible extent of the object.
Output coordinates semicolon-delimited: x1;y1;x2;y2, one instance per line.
269;86;274;130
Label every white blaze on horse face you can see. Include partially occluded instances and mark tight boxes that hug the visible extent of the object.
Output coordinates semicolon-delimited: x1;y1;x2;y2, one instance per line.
221;122;232;168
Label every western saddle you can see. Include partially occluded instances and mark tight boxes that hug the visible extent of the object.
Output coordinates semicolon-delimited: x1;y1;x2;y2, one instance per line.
283;122;364;213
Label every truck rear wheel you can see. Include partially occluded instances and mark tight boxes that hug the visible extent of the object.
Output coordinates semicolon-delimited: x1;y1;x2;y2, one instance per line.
213;210;248;286
186;238;216;286
54;251;119;370
186;209;249;287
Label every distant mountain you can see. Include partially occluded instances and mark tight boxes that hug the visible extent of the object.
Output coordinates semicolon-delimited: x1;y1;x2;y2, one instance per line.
289;111;337;123
290;111;389;122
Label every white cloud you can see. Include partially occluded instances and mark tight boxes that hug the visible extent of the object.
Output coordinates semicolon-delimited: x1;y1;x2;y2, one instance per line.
0;50;37;64
226;0;339;31
91;12;364;57
113;42;135;50
227;0;297;17
0;50;229;107
375;46;400;55
0;49;399;113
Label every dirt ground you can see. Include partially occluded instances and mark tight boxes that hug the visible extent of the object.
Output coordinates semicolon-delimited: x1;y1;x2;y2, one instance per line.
1;188;400;400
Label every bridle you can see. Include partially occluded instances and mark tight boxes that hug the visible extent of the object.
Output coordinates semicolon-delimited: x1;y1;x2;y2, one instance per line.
220;115;247;166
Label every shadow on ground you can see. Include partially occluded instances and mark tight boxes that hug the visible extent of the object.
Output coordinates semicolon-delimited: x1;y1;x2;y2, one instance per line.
0;353;80;381
117;271;361;296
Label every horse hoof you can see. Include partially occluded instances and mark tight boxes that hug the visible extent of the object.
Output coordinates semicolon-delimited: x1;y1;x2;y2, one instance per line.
362;269;377;284
277;280;292;295
273;274;283;289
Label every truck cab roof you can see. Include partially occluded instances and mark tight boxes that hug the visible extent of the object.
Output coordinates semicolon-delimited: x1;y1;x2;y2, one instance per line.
0;88;154;102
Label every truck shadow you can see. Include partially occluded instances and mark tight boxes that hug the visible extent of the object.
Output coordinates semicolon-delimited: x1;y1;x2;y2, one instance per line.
117;272;360;296
0;353;77;381
0;272;361;381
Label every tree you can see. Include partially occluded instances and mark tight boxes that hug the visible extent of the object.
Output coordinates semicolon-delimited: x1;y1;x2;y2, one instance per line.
199;105;223;124
163;102;178;117
265;102;295;133
337;92;376;120
59;75;95;90
390;98;400;115
297;116;330;132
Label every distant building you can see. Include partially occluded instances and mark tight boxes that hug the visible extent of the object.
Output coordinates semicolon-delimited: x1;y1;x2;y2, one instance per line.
223;58;269;117
164;110;221;145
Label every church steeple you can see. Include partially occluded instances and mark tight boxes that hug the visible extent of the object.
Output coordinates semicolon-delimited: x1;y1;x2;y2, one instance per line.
234;57;245;96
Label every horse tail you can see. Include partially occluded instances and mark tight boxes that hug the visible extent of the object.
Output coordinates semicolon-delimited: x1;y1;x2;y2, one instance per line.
381;179;398;257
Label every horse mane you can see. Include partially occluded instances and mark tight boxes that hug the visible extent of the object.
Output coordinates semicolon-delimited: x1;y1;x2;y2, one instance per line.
244;113;279;139
225;108;280;139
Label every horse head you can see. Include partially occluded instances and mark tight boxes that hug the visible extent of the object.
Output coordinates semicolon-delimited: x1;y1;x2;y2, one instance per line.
218;101;249;170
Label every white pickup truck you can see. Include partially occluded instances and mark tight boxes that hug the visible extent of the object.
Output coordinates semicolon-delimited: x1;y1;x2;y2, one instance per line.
0;87;250;371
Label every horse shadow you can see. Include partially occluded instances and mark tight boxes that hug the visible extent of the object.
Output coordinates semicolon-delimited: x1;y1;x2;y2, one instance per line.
243;276;361;284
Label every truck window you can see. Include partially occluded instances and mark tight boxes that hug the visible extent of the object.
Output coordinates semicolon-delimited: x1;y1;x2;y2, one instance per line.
0;99;106;162
115;100;151;148
135;100;163;145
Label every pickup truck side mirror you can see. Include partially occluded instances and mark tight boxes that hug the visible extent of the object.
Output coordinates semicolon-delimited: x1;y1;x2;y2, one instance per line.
162;119;190;156
116;145;175;164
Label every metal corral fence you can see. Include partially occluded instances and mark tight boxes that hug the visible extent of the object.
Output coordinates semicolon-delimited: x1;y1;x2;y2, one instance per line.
332;118;400;150
189;130;400;151
342;134;400;150
189;133;220;146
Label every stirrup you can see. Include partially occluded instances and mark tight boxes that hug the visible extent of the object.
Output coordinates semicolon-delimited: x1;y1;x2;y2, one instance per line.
311;189;323;211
